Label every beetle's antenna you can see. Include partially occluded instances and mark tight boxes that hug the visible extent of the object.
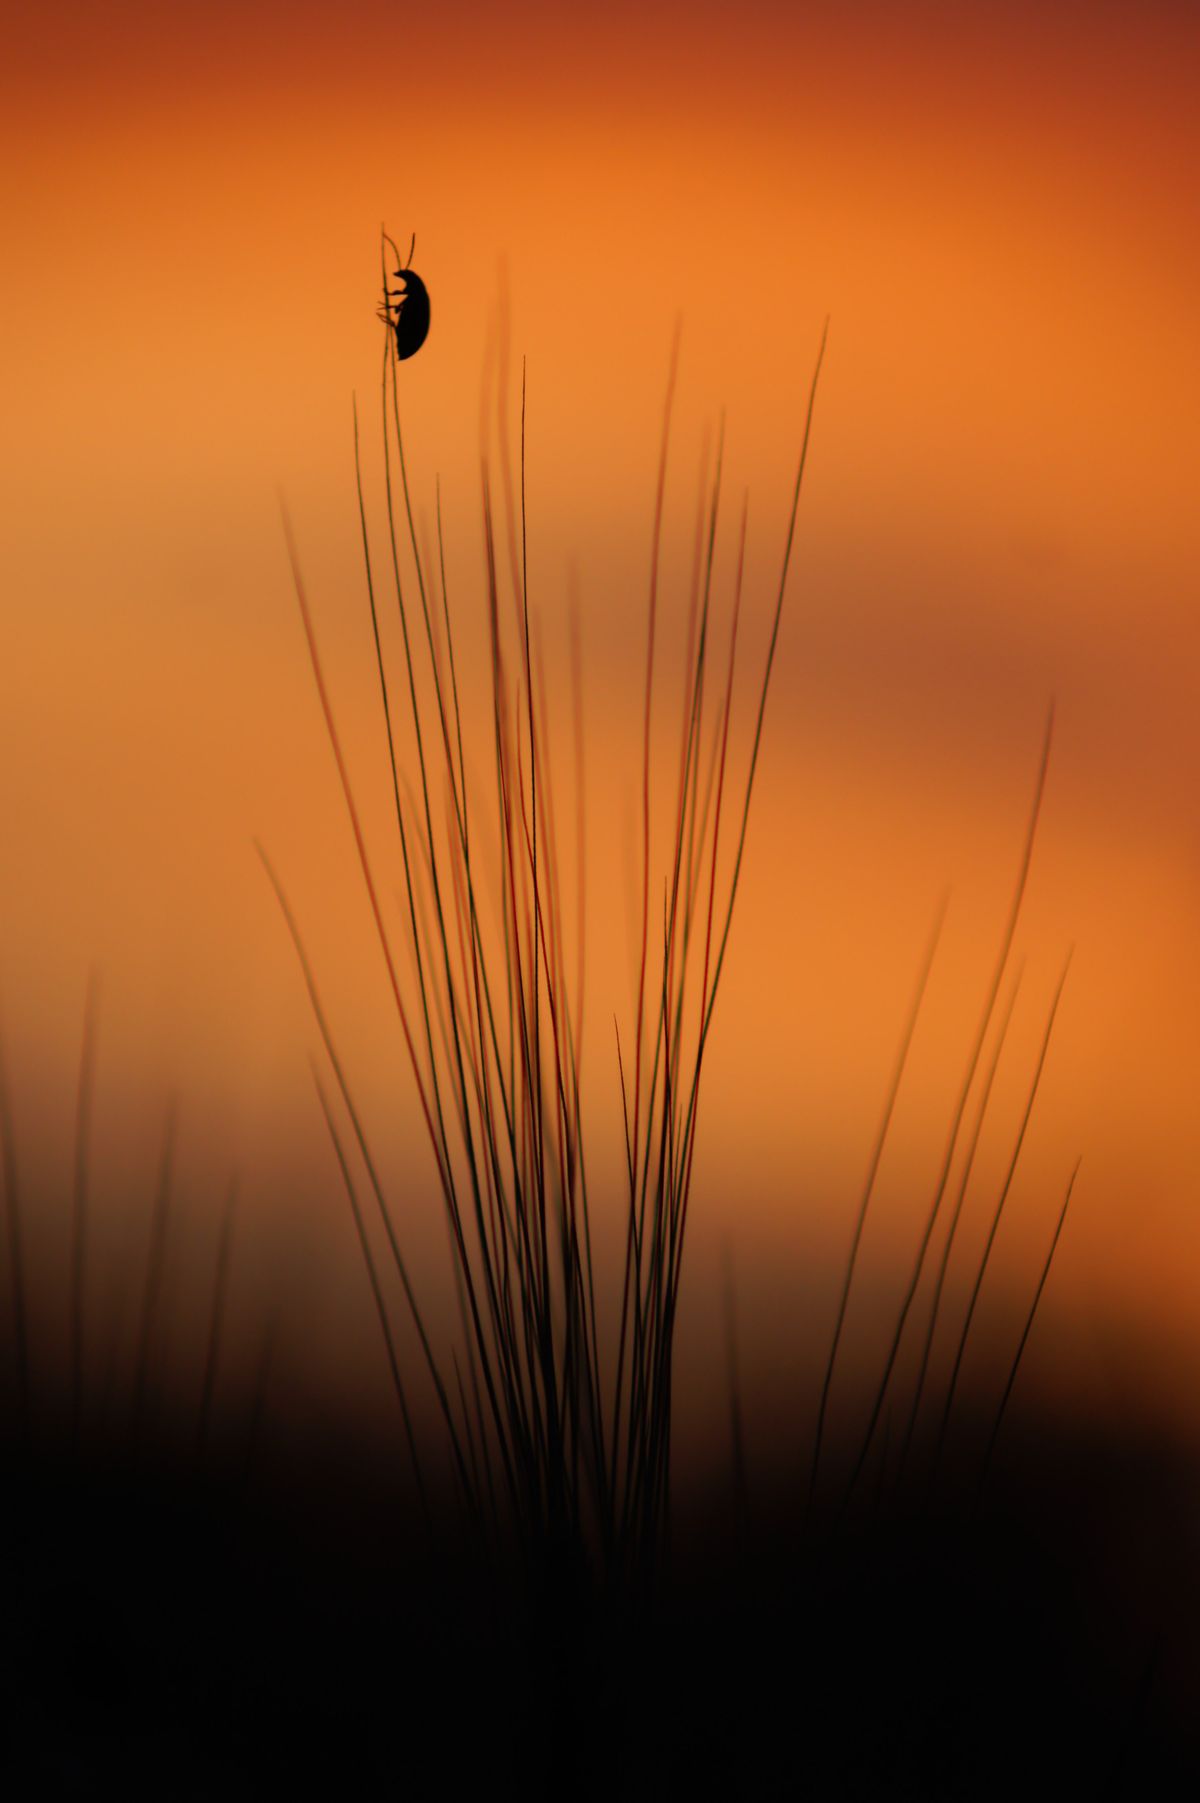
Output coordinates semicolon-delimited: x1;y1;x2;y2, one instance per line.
405;232;416;270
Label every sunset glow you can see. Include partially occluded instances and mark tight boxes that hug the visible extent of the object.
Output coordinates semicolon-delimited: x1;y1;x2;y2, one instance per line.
3;0;1198;1468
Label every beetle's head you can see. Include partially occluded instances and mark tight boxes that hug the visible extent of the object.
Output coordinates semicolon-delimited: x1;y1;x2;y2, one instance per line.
396;268;427;303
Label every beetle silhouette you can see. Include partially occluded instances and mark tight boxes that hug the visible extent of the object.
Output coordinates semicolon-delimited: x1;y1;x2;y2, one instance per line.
379;230;430;360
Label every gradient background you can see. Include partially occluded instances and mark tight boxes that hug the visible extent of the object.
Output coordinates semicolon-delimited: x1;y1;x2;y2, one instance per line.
2;1;1198;1468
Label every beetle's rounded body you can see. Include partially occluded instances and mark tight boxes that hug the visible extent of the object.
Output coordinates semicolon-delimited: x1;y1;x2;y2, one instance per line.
388;267;431;360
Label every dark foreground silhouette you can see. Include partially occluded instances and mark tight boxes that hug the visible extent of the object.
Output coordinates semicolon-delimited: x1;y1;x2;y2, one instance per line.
2;1364;1197;1799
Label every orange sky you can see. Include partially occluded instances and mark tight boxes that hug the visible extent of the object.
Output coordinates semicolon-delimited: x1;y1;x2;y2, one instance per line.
1;1;1198;1455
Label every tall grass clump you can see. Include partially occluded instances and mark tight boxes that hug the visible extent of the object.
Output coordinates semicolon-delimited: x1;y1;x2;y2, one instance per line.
265;236;827;1613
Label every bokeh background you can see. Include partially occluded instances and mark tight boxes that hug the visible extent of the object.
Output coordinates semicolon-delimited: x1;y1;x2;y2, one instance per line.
2;0;1197;1473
